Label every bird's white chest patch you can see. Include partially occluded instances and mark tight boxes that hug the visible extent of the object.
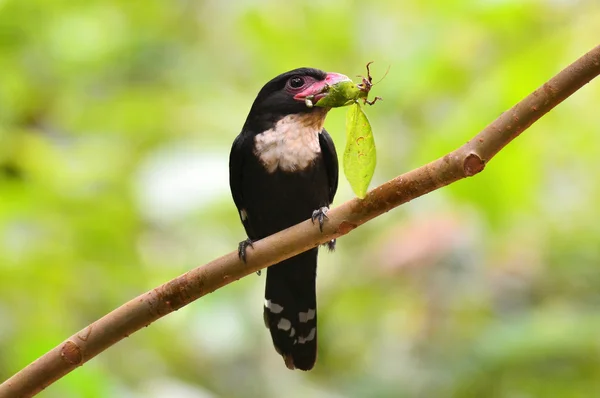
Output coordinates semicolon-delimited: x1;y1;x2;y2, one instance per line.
254;111;326;173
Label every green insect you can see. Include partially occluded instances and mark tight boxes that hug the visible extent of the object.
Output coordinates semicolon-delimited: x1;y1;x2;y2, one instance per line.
311;62;383;108
314;62;384;198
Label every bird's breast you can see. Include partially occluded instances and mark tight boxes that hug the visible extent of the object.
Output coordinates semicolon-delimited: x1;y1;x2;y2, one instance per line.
253;113;324;173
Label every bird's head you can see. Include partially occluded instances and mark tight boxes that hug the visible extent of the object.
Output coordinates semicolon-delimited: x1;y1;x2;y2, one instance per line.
244;68;351;132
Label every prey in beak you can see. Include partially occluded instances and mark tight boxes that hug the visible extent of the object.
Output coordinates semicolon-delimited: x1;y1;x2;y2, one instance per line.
293;73;352;108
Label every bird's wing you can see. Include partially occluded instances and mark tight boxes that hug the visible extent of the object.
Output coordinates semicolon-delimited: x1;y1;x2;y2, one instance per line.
319;128;339;204
229;132;252;234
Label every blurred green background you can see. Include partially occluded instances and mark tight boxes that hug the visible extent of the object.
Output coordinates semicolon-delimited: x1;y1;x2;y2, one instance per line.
1;0;600;397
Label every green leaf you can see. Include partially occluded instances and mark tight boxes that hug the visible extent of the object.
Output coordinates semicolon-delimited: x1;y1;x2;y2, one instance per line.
343;102;376;198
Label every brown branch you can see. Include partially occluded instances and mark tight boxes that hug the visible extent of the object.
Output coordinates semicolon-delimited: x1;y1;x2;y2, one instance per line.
2;44;599;398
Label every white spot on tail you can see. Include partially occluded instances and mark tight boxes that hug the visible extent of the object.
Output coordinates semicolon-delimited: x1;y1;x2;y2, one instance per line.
277;318;292;331
240;209;248;221
290;328;295;337
299;309;316;323
296;328;316;344
264;299;283;314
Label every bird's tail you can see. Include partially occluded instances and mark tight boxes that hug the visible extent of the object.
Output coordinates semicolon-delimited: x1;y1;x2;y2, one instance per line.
263;248;318;371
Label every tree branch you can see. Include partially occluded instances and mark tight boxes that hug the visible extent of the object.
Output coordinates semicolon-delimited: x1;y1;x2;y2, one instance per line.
2;44;599;398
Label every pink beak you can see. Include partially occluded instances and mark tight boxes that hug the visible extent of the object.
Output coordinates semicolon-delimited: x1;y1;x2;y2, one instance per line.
293;72;352;102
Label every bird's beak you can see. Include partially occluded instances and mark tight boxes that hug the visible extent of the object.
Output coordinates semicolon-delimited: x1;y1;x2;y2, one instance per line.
293;72;352;103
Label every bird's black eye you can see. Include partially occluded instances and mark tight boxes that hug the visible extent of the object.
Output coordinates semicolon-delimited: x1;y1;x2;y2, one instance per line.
289;76;305;89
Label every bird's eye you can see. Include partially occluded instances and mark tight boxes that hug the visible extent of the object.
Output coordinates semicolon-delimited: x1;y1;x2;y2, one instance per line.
289;76;305;89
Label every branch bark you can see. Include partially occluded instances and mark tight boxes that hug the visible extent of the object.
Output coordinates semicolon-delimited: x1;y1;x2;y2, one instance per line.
2;44;600;398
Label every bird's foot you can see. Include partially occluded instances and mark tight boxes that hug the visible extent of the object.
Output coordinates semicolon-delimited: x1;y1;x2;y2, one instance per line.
238;238;262;275
323;239;336;252
238;238;254;263
311;206;330;232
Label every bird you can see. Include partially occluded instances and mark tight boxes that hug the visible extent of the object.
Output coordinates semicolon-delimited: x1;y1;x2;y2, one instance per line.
229;67;349;370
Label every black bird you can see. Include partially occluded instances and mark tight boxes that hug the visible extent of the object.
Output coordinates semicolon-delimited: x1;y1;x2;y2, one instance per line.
229;68;348;370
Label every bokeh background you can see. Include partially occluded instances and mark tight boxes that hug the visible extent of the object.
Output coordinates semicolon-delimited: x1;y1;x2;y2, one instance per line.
1;1;600;397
